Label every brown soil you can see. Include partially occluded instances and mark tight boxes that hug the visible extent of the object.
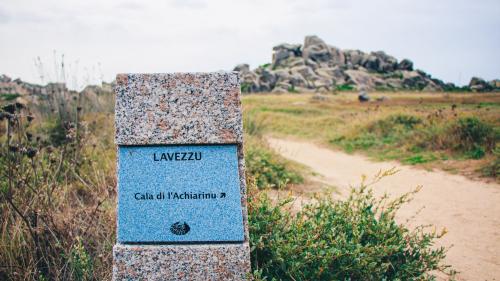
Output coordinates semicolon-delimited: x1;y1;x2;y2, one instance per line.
267;137;500;281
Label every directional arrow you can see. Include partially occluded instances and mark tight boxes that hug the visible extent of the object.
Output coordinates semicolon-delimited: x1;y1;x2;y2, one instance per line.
220;192;226;198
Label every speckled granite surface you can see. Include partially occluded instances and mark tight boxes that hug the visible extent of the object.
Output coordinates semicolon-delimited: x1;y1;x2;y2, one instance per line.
113;243;251;280
114;73;243;145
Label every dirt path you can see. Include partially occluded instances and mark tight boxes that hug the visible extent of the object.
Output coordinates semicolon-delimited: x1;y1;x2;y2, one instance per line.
267;137;500;281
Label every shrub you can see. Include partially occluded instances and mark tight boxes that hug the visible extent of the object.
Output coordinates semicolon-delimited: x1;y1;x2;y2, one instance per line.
248;170;452;280
368;114;422;137
332;114;423;153
482;147;500;179
336;84;355;91
451;117;496;154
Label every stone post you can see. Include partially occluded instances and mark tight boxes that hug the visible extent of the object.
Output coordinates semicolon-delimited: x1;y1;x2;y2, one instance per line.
113;73;251;280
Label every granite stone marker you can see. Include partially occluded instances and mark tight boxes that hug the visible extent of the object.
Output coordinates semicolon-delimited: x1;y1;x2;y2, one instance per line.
113;73;250;280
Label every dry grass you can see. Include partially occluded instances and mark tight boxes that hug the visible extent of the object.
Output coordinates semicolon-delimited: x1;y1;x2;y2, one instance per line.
242;92;500;181
0;103;116;281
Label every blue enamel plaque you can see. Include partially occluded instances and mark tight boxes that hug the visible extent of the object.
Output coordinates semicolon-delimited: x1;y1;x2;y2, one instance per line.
117;145;244;243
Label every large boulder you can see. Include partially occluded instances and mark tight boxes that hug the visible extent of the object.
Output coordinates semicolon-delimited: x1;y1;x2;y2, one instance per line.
315;67;347;85
272;44;307;69
362;51;398;73
255;67;277;91
489;79;500;90
273;43;302;56
290;65;319;82
373;51;398;73
233;35;462;93
345;70;384;90
233;64;260;93
288;72;308;88
272;49;293;68
361;54;380;72
328;45;345;66
344;49;366;66
233;63;250;72
272;69;291;83
398;59;414;71
401;71;429;90
302;35;332;63
0;74;12;83
469;77;493;92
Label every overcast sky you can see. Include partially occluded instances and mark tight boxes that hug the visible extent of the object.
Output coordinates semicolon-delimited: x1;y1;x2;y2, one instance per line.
0;0;499;89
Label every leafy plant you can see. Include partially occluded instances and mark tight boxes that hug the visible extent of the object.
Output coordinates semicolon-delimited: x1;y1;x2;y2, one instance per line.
451;117;496;154
248;170;453;280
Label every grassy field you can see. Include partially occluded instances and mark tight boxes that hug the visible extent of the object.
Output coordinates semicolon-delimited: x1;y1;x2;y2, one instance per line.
3;90;492;280
243;92;500;181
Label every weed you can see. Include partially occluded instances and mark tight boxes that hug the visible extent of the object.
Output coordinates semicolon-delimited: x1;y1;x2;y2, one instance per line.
0;102;115;280
70;237;93;281
451;117;496;154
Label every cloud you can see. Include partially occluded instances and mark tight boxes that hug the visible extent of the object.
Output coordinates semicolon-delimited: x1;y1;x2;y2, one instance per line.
114;1;145;11
169;0;207;9
0;0;498;87
0;7;10;24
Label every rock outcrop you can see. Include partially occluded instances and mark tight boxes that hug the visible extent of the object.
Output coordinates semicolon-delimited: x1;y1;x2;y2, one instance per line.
234;35;498;93
0;75;115;116
468;77;500;92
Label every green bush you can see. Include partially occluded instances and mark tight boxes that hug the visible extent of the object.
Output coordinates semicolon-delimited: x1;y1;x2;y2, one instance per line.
249;171;452;280
336;84;355;91
451;117;497;154
369;114;422;137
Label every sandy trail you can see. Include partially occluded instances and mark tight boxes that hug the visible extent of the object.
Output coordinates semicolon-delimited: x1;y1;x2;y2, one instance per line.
267;137;500;281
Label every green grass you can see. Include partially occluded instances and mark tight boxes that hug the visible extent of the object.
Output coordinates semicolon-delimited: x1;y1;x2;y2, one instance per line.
0;93;21;101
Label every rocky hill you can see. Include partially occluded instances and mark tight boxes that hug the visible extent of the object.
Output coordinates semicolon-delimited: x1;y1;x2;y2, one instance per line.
234;35;499;93
0;74;114;116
